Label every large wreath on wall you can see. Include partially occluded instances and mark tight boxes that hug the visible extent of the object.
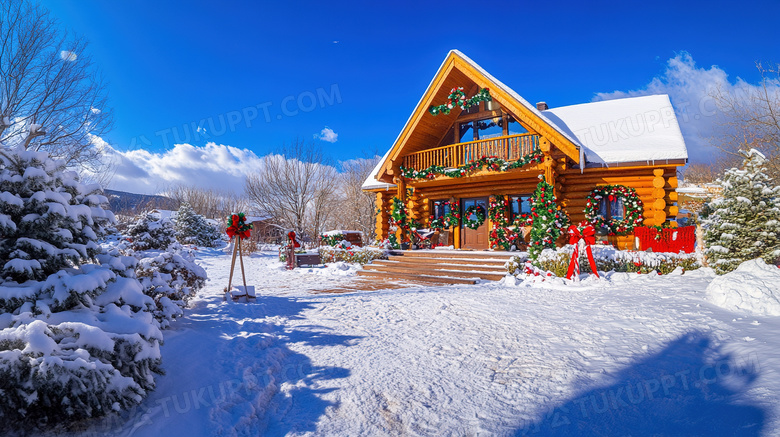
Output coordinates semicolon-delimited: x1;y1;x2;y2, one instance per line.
584;185;644;235
428;87;492;116
428;200;460;230
463;205;486;230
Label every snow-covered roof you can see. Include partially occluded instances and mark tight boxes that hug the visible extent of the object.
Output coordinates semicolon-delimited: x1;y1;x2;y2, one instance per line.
361;53;688;190
361;148;395;190
322;230;363;236
542;95;688;165
453;50;583;149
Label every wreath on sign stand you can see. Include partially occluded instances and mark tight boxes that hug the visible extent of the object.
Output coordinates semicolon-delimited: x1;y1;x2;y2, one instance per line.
428;200;460;230
463;205;486;230
226;213;253;240
584;185;644;235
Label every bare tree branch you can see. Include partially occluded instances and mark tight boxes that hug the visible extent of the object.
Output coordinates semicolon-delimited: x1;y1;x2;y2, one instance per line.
0;0;113;170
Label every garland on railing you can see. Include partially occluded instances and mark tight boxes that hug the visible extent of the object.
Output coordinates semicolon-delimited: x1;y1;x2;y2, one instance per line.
400;149;544;180
428;87;492;116
488;195;519;250
584;185;644;236
428;200;460;230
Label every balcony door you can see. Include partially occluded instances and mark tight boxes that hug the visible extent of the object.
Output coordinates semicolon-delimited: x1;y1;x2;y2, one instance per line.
461;197;488;250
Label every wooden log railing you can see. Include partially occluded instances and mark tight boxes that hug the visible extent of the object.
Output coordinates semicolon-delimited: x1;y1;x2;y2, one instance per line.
402;133;540;171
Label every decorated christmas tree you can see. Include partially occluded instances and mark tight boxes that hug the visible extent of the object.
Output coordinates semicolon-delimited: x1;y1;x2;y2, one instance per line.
528;176;570;260
703;149;780;274
174;201;222;247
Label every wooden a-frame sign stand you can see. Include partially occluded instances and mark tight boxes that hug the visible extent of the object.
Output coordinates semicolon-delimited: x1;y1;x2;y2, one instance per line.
224;237;254;302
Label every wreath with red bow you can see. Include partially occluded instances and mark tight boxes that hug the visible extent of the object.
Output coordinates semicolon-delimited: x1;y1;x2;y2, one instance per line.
226;212;253;240
583;185;643;235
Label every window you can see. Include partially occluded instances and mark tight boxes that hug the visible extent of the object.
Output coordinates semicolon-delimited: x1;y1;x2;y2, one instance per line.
509;195;532;223
598;197;625;221
458;121;474;142
431;200;451;219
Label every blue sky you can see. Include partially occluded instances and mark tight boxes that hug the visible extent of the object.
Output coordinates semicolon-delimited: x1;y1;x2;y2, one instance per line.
40;0;780;193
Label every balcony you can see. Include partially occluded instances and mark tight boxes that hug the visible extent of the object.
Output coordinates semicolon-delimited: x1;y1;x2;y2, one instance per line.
402;133;540;171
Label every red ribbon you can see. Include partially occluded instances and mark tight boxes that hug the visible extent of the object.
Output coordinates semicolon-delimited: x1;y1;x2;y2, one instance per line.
565;225;599;280
288;231;301;248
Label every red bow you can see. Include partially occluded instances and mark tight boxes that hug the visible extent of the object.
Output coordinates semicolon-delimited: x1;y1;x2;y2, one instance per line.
288;231;301;248
565;225;600;280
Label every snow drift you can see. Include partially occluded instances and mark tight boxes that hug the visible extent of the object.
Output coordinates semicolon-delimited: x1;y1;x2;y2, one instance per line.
705;258;780;316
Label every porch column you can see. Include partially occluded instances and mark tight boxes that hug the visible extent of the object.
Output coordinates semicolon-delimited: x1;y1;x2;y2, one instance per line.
375;192;390;241
451;195;461;249
394;175;407;244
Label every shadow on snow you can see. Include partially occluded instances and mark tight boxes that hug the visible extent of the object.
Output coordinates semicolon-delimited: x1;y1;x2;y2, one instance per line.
518;331;766;436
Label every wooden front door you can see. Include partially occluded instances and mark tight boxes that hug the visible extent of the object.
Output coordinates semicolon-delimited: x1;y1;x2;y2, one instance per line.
461;197;488;250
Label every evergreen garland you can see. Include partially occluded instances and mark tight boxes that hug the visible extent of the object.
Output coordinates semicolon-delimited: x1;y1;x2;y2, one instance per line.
488;195;518;250
528;177;570;260
400;150;544;180
428;200;460;230
428;87;492;116
703;149;780;274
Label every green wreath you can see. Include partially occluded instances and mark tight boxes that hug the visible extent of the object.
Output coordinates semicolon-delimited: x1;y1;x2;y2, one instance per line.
584;185;644;235
463;205;486;230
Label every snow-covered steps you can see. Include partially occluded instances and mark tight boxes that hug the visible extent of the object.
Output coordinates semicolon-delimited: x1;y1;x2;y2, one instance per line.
356;250;513;285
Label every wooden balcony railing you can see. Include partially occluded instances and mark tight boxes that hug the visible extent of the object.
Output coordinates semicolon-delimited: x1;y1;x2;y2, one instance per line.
402;133;540;171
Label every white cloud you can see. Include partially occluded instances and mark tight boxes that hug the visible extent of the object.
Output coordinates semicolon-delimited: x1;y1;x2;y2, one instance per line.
316;127;338;143
60;50;78;61
90;141;267;195
594;52;777;164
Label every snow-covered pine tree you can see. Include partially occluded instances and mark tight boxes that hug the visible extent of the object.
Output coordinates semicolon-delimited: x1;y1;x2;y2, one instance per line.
0;148;163;427
174;201;221;247
703;149;780;274
126;210;177;251
528;176;570;261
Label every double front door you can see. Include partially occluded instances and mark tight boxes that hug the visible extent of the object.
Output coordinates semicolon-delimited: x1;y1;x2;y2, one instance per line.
461;197;488;250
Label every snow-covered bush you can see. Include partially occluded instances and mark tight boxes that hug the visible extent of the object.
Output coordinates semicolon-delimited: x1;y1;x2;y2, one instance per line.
702;149;780;274
174;202;221;247
0;149;162;427
319;246;388;265
125;211;177;251
507;246;700;277
321;233;345;247
135;248;207;328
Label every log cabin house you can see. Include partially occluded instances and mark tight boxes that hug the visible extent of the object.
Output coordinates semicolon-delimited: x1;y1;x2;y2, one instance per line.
362;50;688;250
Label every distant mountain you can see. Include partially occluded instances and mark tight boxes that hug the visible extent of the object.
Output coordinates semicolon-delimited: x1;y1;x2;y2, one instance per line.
104;189;177;215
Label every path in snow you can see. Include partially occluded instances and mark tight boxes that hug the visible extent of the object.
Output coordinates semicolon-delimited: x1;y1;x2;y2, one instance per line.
79;249;780;436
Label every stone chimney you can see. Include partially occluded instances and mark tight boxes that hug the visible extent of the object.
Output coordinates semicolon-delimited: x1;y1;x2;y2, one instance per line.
536;101;548;111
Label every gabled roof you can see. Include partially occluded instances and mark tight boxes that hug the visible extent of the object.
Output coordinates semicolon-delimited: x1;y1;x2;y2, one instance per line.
372;50;583;184
542;94;688;165
362;52;689;190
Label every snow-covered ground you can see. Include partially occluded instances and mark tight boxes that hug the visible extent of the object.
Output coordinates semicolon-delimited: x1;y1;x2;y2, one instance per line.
74;249;780;436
